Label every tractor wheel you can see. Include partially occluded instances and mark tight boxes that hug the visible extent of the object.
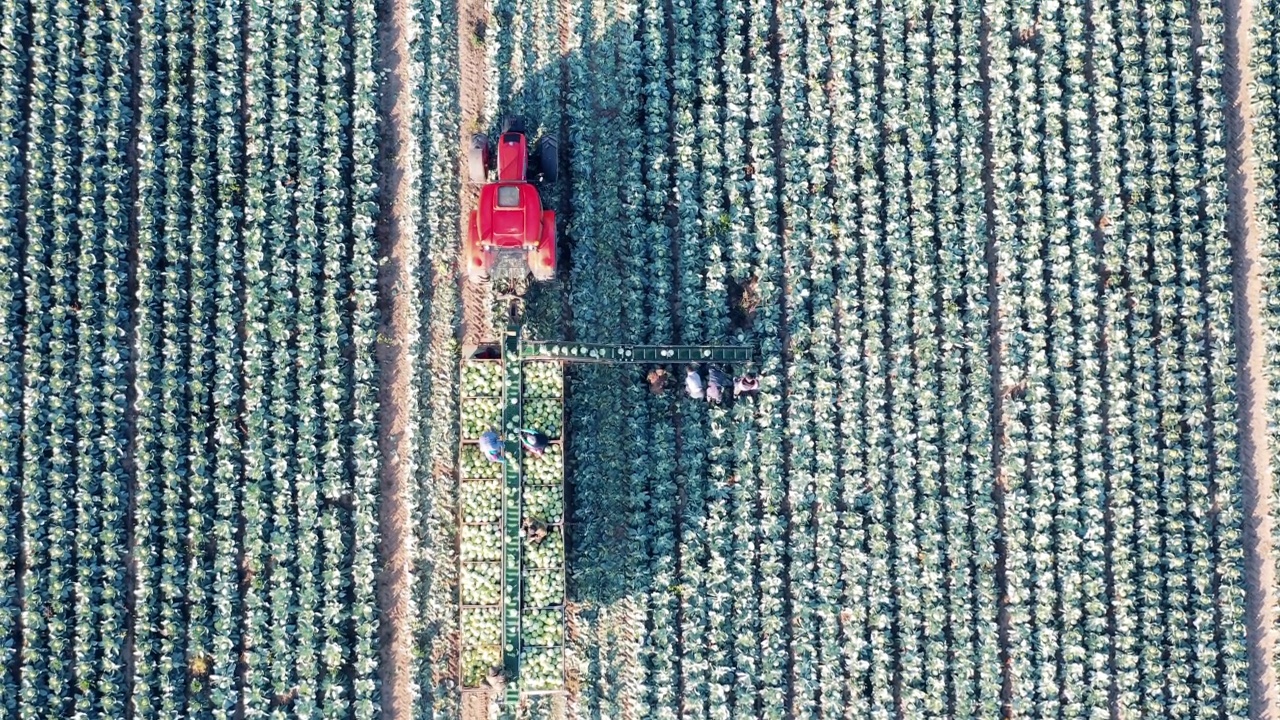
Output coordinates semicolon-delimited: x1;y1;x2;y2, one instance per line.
502;116;525;133
537;136;559;184
468;134;489;184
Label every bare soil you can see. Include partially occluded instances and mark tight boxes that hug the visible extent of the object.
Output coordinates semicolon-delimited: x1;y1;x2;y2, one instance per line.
374;0;422;713
458;0;493;716
462;690;492;720
459;0;493;347
1220;0;1279;716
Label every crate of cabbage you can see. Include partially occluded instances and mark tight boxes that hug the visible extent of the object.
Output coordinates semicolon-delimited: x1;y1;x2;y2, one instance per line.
460;606;501;687
522;360;563;397
521;609;566;692
461;358;503;396
459;518;503;688
519;525;566;693
460;356;562;399
459;518;503;689
516;359;565;694
461;397;502;440
460;361;560;441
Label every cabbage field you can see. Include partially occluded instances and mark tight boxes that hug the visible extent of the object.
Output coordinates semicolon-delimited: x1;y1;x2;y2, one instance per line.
1;0;1278;715
1;0;382;716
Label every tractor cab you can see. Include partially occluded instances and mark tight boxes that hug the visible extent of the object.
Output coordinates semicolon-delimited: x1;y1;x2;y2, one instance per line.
464;122;558;283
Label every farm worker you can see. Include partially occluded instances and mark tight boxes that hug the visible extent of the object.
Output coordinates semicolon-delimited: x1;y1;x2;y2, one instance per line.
734;375;760;396
706;367;732;404
486;667;506;693
647;368;669;395
523;516;549;544
519;428;551;457
706;378;723;404
685;368;705;399
479;430;503;462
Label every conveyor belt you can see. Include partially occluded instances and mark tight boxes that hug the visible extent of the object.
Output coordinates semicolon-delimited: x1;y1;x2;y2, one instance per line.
500;329;522;705
519;341;753;364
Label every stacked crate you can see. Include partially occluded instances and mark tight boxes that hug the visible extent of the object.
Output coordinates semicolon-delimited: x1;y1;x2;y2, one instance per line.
457;352;566;699
458;359;504;688
518;361;565;692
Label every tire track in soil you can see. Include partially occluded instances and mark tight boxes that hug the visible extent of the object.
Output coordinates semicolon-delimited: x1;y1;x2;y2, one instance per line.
375;0;422;711
456;0;492;716
1219;0;1279;715
460;0;493;348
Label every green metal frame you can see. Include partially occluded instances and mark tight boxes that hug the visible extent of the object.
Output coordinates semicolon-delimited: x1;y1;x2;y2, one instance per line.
500;329;523;707
520;341;753;364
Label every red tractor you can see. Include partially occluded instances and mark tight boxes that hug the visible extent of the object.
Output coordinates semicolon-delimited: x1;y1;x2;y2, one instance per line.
463;119;558;284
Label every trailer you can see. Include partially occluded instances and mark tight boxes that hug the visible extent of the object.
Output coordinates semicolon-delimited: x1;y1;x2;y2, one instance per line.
458;335;567;708
457;324;752;713
458;360;565;694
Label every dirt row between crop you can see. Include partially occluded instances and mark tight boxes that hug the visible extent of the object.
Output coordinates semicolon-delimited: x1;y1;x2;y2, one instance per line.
1220;0;1279;716
375;0;423;713
459;0;491;349
457;0;492;716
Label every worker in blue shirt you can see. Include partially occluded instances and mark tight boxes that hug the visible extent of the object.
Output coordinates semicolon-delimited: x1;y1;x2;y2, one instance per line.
479;430;503;462
706;366;732;404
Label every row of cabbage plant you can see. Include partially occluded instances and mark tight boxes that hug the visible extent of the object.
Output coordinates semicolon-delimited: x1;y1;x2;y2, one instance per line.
130;0;210;712
716;0;762;715
411;0;464;709
0;0;25;704
636;0;682;713
1250;0;1280;665
558;0;650;714
690;0;740;712
776;1;821;715
671;0;715;712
